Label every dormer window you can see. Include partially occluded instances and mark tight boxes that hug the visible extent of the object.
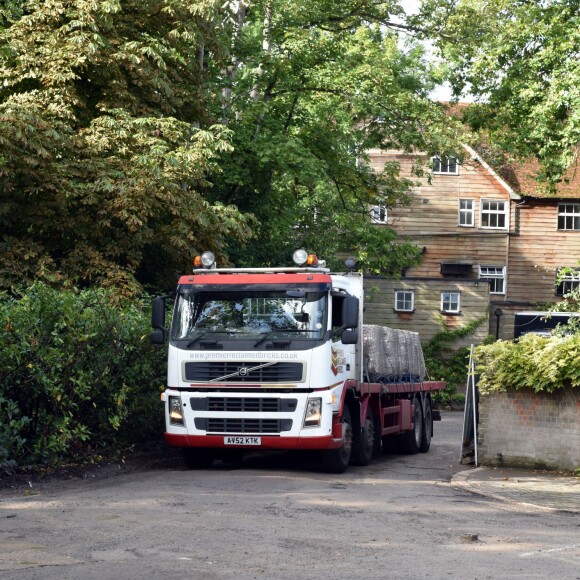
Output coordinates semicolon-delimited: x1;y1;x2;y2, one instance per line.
432;156;459;175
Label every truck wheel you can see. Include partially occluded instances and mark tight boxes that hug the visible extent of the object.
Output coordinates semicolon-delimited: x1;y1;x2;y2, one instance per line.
321;406;353;473
399;396;423;455
352;408;374;466
182;448;215;469
419;396;432;453
372;415;382;457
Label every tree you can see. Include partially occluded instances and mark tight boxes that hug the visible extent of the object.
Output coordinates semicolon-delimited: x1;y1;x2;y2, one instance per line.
204;0;467;271
0;0;251;293
413;0;580;191
0;1;467;292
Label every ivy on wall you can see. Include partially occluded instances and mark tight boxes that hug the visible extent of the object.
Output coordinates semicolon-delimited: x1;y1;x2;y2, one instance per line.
423;315;488;404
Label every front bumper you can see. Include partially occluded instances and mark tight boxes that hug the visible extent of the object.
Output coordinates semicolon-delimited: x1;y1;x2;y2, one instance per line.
165;431;342;451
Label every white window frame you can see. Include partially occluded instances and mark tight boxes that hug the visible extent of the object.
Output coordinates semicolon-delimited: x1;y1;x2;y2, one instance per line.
458;199;474;227
440;291;460;313
556;267;580;296
370;204;387;224
432;156;459;175
479;265;506;295
394;290;414;312
480;199;508;230
557;203;580;231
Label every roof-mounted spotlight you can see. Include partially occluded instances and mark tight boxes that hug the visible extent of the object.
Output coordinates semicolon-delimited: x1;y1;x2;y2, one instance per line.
194;251;216;269
293;249;309;266
345;257;356;271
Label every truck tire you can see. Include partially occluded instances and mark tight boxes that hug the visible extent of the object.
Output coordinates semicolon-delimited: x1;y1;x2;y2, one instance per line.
372;415;382;457
182;448;215;469
419;396;432;453
352;408;374;466
399;395;423;455
321;406;353;473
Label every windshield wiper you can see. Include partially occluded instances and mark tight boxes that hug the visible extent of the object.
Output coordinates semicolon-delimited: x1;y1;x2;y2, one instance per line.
254;331;275;347
186;330;245;348
254;329;319;347
186;332;209;348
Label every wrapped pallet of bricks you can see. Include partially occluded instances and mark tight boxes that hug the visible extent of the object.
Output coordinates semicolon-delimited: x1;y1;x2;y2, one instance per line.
362;324;426;383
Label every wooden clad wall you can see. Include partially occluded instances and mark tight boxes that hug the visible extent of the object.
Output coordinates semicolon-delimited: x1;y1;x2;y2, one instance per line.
508;200;580;303
367;148;514;280
366;149;580;345
363;277;490;345
402;234;508;278
368;149;514;235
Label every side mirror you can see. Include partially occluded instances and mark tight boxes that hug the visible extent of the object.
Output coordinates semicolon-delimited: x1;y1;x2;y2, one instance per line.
342;296;359;329
341;329;358;345
150;328;165;345
152;296;166;331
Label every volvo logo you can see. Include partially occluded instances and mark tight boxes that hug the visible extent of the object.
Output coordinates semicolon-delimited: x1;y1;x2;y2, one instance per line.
208;361;277;383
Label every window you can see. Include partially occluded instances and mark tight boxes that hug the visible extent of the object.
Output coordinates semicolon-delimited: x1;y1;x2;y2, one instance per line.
440;291;460;313
479;265;506;295
394;290;414;312
480;200;507;229
458;199;474;227
432;156;458;175
557;203;580;231
371;204;387;224
555;268;580;296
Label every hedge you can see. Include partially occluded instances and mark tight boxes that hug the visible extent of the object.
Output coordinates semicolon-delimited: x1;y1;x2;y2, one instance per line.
473;333;580;395
0;284;166;469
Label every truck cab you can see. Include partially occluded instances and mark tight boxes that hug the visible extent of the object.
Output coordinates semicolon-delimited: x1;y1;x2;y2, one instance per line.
152;251;363;471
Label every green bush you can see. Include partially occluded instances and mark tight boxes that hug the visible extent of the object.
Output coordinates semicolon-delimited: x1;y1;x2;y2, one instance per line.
474;333;580;395
423;316;488;405
0;284;166;468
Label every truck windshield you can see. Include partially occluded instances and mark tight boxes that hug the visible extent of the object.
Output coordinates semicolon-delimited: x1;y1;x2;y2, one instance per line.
171;290;327;342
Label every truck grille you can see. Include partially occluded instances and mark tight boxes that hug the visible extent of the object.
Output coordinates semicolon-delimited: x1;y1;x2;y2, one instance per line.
190;397;297;413
194;418;292;434
184;361;303;383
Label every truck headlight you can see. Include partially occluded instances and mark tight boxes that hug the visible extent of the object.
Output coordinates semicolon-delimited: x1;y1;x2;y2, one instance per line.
169;396;184;425
303;398;322;428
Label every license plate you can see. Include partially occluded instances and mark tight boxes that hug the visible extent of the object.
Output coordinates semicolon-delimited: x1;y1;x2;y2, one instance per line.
224;436;261;446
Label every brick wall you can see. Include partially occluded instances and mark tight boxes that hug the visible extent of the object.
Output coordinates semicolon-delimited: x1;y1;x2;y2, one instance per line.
478;389;580;471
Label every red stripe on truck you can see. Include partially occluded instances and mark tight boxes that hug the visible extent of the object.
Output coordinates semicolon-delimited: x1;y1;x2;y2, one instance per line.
165;433;340;450
178;273;332;285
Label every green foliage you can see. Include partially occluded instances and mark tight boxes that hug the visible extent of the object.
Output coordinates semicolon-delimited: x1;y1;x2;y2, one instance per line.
0;1;469;290
0;283;166;469
204;0;468;273
423;316;488;404
415;0;580;191
0;0;23;28
473;333;580;395
547;266;580;335
0;0;251;293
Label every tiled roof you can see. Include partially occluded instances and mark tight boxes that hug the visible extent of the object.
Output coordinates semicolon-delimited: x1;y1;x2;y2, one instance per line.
500;157;580;200
439;101;580;199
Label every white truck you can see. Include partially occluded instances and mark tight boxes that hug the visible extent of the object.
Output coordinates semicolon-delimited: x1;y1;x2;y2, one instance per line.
151;250;445;472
